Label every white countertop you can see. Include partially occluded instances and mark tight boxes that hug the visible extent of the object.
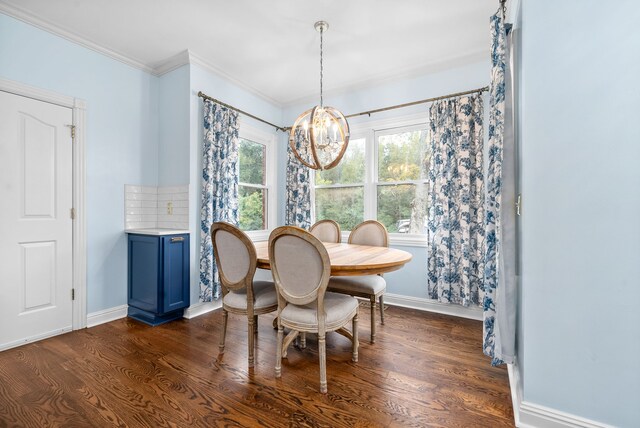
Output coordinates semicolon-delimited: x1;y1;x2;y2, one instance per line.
125;228;190;236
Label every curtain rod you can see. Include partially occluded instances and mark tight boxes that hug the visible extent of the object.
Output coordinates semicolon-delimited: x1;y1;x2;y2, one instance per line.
197;91;288;132
198;85;489;133
344;86;489;119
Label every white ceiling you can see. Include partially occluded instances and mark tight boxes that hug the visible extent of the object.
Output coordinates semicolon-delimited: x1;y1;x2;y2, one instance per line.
0;0;505;105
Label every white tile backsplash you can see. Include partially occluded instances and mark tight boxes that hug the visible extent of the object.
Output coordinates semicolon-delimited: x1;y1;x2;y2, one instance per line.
124;184;189;230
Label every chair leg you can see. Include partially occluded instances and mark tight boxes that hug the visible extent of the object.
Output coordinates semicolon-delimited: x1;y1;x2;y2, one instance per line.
379;295;385;325
352;312;359;363
318;334;327;394
300;332;307;349
275;325;283;378
248;315;255;368
370;295;377;343
219;309;228;353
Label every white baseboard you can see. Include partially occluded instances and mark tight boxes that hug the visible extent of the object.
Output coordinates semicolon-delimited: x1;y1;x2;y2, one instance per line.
86;305;128;328
384;293;483;321
508;362;613;428
182;301;221;319
0;326;72;352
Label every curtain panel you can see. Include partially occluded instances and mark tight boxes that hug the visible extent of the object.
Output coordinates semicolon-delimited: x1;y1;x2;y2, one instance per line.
483;8;517;366
285;129;312;229
427;94;485;306
199;100;240;302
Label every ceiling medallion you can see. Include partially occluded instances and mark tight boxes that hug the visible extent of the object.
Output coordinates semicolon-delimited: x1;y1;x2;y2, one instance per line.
289;21;350;171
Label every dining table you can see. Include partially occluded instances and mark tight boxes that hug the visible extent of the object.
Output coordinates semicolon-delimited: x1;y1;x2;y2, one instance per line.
253;241;413;276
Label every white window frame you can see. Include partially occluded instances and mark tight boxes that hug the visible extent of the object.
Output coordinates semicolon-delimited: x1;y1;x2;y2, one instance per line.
238;122;277;241
315;112;429;247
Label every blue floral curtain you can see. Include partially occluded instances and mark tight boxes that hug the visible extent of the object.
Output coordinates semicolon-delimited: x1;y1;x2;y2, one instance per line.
427;94;485;306
199;100;239;302
483;8;516;366
285;129;312;229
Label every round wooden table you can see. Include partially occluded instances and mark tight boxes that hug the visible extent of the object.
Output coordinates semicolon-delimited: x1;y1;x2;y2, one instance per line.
254;241;412;276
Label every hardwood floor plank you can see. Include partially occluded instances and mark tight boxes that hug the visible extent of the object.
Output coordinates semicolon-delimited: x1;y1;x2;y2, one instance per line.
0;306;513;427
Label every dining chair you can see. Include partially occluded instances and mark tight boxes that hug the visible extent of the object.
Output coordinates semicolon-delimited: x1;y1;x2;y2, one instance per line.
269;226;359;394
328;220;388;343
210;222;278;368
309;219;341;243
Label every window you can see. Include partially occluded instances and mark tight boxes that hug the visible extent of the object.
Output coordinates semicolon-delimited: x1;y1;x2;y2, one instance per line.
315;138;365;231
238;126;275;235
376;127;429;234
314;117;429;238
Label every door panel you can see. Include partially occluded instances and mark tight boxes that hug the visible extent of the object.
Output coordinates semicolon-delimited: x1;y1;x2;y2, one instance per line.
0;91;73;351
22;113;57;218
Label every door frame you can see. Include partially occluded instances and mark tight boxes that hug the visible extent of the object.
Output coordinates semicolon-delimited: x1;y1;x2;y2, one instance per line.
0;77;87;330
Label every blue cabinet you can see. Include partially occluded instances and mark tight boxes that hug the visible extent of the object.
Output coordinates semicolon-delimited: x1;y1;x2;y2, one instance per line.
127;233;190;326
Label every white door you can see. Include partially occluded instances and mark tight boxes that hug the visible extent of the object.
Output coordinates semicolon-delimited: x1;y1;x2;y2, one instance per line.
0;90;74;351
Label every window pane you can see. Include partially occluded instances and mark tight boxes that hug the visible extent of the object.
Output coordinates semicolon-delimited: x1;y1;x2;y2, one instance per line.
239;186;266;231
377;183;428;233
315;187;364;232
239;138;265;185
378;130;429;182
316;138;365;185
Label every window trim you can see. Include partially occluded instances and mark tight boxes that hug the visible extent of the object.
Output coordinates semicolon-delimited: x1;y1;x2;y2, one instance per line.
314;112;429;247
238;122;276;241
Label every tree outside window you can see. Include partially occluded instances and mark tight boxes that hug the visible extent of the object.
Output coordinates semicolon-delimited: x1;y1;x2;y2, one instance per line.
238;138;267;231
314;125;429;234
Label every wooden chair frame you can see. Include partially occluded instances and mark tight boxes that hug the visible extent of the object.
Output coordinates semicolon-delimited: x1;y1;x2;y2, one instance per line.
269;226;358;394
330;219;389;343
211;222;277;368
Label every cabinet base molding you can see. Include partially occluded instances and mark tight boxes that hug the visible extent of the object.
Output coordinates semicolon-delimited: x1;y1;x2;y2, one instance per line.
127;306;185;326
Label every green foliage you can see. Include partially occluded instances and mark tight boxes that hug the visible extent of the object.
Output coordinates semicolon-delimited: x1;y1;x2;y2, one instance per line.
316;138;365;185
315;187;364;231
238;139;266;231
378;130;429;182
315;130;430;233
239;139;264;185
377;185;416;232
239;187;264;231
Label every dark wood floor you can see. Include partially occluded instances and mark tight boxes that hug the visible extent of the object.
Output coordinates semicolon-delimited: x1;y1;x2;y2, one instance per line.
0;305;513;427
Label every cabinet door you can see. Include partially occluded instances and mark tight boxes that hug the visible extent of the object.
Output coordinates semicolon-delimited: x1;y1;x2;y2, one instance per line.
162;234;190;313
128;235;160;312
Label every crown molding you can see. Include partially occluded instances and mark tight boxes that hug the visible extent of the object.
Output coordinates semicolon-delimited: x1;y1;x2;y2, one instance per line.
152;49;283;106
153;50;191;76
281;49;488;107
1;2;493;108
186;51;282;107
0;2;155;74
0;3;284;106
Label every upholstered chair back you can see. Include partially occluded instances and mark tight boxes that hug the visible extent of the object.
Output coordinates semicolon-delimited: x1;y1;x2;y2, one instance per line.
210;222;256;292
348;220;389;248
310;219;341;243
269;226;331;306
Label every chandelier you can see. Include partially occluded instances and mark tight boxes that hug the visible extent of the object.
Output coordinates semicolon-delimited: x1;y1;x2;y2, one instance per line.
289;21;350;171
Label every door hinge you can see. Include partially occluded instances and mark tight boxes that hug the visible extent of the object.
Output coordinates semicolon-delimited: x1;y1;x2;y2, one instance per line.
516;194;522;216
71;288;75;300
65;124;76;140
70;208;76;220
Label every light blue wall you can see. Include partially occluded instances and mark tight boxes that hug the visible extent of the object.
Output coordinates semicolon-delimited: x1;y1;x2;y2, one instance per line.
188;64;281;303
520;1;640;426
0;13;159;313
282;61;490;298
158;65;190;186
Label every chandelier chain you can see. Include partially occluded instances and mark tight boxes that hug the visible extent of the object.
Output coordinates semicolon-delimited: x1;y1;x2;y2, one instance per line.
320;25;323;107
